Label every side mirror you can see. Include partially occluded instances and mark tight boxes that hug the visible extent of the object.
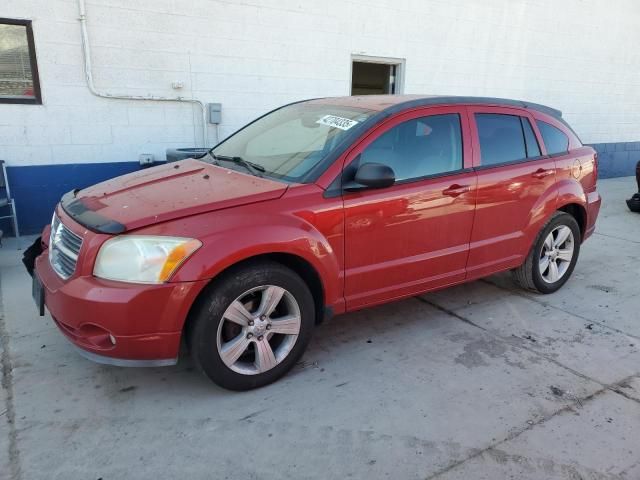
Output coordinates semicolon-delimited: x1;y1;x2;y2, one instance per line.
344;162;396;191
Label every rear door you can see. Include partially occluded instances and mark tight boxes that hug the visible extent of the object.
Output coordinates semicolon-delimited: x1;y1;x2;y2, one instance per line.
342;106;477;309
466;106;557;278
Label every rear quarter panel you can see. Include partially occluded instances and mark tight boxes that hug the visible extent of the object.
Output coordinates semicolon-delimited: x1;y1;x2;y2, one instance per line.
530;110;599;239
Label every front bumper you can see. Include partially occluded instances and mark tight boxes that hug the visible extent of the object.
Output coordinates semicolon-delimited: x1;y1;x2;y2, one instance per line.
34;250;207;366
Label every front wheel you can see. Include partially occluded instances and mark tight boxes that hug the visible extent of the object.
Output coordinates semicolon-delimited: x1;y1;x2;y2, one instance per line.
189;261;315;390
512;212;581;294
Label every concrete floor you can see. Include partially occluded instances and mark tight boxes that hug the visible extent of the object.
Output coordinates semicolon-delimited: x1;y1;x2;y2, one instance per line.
1;176;639;480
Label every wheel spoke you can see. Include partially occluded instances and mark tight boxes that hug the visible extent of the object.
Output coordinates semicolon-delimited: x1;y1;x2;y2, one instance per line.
557;248;573;263
547;259;560;282
255;339;277;373
220;334;251;366
544;234;554;252
258;286;285;317
269;314;301;335
224;300;253;326
539;255;550;274
554;226;571;248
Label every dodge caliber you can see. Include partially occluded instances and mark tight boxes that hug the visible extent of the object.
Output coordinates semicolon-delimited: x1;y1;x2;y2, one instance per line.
28;95;601;390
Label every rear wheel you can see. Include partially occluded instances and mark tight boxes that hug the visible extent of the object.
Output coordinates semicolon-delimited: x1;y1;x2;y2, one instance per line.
512;212;581;294
189;261;315;390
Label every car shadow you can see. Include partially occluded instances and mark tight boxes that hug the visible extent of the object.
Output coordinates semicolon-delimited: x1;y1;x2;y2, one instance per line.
85;293;446;399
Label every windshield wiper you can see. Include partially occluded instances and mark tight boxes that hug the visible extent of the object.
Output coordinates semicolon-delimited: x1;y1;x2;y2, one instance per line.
212;154;265;177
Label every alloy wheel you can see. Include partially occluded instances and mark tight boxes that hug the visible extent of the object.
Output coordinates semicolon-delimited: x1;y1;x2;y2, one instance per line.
216;285;301;375
538;225;575;284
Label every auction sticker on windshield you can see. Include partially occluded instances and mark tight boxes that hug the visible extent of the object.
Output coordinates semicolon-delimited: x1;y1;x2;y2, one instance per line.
316;115;359;130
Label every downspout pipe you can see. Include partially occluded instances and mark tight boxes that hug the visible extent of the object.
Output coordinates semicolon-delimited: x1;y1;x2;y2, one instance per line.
77;0;208;147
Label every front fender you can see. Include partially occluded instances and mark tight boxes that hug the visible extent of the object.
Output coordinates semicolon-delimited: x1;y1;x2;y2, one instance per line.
168;211;342;310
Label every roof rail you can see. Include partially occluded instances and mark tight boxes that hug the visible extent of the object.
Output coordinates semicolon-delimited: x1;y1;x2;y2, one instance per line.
387;96;563;119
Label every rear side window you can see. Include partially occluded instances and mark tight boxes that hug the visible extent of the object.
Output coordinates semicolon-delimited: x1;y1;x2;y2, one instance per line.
475;114;526;166
360;113;463;181
536;120;569;155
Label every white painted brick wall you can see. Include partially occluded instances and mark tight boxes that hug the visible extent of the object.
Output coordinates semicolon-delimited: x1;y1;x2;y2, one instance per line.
0;0;639;166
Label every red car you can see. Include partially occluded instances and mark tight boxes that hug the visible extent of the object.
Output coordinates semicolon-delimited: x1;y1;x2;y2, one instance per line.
30;95;601;390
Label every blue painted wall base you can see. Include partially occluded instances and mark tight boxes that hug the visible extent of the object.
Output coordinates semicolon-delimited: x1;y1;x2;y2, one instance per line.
4;161;142;236
2;141;639;236
587;142;640;179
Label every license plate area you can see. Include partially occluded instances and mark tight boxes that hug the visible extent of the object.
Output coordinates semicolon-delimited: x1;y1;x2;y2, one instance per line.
32;270;45;316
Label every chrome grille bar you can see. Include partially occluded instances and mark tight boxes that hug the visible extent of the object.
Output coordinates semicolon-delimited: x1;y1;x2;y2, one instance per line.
49;213;83;279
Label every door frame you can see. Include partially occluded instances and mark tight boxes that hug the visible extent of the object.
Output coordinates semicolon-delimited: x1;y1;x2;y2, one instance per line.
463;105;559;279
350;54;406;95
338;105;477;309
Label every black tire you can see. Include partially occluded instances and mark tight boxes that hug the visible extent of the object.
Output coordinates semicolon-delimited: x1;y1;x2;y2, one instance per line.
188;260;315;390
512;212;581;294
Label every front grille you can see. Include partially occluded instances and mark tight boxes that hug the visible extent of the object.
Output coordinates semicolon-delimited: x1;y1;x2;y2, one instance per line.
49;214;83;279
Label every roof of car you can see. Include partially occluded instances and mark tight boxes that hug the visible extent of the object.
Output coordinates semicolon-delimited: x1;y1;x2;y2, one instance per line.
310;94;563;119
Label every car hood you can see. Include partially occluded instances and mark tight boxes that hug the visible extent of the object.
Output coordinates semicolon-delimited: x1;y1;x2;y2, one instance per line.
61;159;288;233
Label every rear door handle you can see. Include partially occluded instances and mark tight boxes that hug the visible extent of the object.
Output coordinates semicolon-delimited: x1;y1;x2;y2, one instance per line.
443;184;471;197
532;168;555;179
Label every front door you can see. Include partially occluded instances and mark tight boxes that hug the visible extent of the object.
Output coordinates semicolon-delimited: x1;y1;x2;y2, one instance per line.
342;107;477;309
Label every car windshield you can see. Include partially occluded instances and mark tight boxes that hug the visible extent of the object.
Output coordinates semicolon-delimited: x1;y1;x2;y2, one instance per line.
210;102;376;182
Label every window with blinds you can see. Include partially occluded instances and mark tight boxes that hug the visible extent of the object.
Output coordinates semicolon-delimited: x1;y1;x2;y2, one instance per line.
0;19;41;104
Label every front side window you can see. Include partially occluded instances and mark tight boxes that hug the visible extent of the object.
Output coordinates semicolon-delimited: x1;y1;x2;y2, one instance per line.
359;113;463;181
0;19;41;104
536;120;569;155
212;102;375;182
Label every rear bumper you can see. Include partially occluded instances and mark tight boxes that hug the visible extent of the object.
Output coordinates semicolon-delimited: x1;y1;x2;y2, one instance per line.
34;251;207;365
584;190;602;240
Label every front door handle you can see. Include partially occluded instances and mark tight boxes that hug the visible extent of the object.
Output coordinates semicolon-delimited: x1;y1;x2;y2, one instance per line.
443;184;471;197
532;168;555;179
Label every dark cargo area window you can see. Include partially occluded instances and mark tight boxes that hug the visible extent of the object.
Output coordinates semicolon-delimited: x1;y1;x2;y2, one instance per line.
360;113;462;181
521;117;541;158
475;114;527;166
536;120;569;155
0;19;41;104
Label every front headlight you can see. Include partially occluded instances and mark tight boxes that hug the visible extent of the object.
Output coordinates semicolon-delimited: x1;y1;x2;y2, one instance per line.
93;235;202;284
